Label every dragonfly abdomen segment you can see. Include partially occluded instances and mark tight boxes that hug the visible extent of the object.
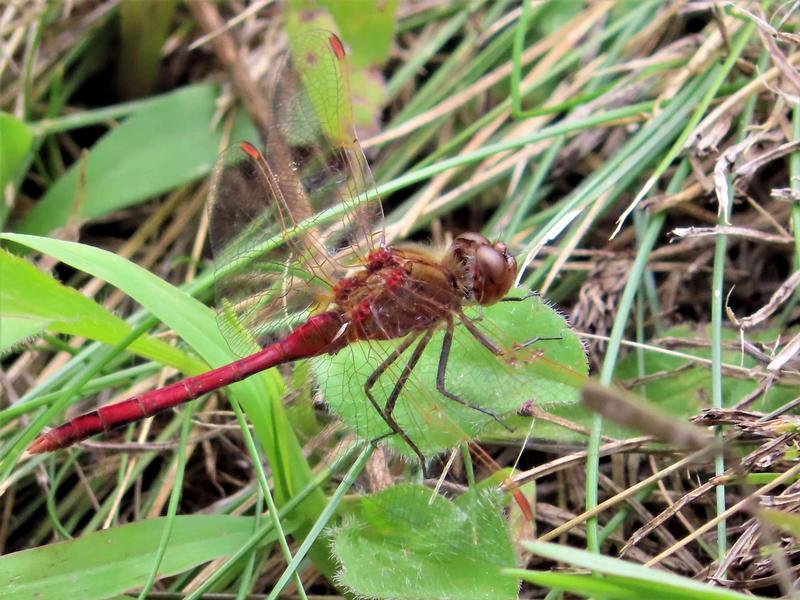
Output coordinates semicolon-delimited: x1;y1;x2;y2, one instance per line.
29;312;346;454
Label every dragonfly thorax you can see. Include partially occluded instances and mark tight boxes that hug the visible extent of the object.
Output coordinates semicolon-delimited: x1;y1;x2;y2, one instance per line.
333;246;462;342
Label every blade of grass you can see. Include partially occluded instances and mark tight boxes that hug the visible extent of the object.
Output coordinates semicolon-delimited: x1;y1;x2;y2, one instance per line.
136;392;193;599
266;445;373;600
0;515;270;600
0;233;335;580
515;541;759;600
585;19;756;551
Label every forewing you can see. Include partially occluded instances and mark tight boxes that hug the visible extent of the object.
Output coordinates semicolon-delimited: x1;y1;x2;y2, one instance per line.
209;30;384;356
274;31;384;260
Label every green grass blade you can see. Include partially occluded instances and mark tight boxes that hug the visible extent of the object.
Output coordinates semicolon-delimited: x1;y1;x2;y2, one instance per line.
518;541;761;600
0;515;278;600
0;248;199;372
0;233;333;578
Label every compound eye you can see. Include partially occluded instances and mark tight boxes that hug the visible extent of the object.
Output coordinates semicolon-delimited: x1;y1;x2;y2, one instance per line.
474;245;516;305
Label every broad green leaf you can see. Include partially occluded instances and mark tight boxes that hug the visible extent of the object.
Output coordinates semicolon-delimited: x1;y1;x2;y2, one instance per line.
318;292;589;458
15;85;257;235
0;112;33;190
517;541;758;600
0;516;275;600
0;248;200;374
333;484;517;600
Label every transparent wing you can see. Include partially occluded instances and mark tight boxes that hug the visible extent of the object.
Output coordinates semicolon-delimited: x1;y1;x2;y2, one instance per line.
209;30;384;356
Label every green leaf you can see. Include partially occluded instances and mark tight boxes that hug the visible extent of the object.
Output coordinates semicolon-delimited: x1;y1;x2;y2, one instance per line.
517;541;759;600
0;112;33;190
0;516;275;600
0;248;200;373
15;85;257;235
318;292;589;458
333;484;517;600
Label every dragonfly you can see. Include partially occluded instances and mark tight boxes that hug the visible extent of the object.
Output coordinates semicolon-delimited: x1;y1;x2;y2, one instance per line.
29;30;579;476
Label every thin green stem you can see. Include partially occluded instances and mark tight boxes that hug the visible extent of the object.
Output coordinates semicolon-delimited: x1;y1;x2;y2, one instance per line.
229;396;309;600
44;451;80;539
182;442;365;600
711;189;730;559
266;445;373;600
136;398;194;599
586;160;690;552
791;102;800;267
235;492;263;600
709;19;758;560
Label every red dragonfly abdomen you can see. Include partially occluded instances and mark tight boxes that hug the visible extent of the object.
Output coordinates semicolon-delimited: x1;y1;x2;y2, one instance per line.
29;312;345;453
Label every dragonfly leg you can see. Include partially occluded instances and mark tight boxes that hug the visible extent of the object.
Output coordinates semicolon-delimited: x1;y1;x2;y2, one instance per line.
458;309;561;354
457;310;503;355
437;318;512;432
364;330;432;476
514;333;563;349
499;290;537;302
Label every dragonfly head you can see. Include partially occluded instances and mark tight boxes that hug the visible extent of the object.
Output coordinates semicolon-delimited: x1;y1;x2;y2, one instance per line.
448;233;517;306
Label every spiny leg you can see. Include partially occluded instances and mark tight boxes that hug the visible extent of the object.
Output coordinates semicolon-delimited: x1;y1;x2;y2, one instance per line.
499;290;538;302
457;309;561;355
363;333;417;447
457;310;503;355
514;333;563;349
436;317;512;431
498;293;564;346
364;330;433;476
